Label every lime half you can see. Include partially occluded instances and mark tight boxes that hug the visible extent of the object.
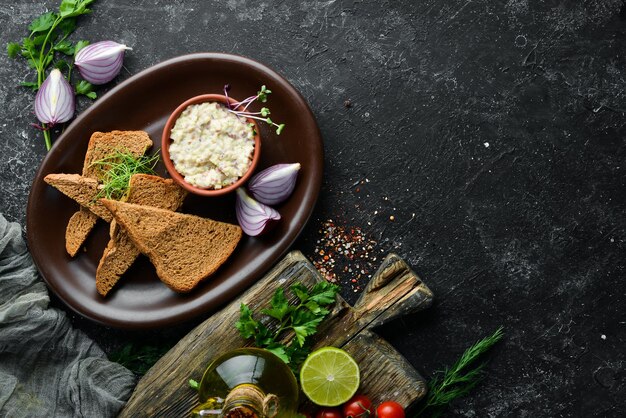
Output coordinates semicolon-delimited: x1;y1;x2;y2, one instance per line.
300;347;360;406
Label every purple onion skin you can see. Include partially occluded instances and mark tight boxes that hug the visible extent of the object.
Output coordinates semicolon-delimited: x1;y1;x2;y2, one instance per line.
248;163;301;206
34;69;75;125
75;41;130;85
236;188;281;236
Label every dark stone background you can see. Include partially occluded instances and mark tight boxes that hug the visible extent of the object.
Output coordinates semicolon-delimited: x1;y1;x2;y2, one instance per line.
1;0;625;416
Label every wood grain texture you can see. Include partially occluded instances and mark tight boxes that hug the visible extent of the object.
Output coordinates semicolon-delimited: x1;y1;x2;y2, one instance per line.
120;251;433;417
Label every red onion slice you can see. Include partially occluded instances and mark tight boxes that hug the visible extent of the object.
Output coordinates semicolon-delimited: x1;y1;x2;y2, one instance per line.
248;163;301;205
236;188;281;236
75;41;130;85
34;69;75;125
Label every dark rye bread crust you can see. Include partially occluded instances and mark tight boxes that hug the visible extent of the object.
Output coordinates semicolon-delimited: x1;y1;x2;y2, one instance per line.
101;200;242;293
95;174;188;296
62;130;153;256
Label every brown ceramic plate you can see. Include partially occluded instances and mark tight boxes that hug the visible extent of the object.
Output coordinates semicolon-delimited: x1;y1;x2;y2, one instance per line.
26;53;323;329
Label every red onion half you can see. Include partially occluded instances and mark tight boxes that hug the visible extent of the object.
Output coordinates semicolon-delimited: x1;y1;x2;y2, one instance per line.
74;41;130;85
236;188;281;236
34;69;74;126
248;163;301;206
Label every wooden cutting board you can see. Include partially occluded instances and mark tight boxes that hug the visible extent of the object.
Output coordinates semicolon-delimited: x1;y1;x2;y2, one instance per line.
120;251;434;417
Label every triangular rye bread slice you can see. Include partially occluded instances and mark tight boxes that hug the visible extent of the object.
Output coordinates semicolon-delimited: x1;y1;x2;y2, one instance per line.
65;208;98;257
44;173;112;221
64;130;154;256
82;130;153;179
95;174;188;296
101;200;242;293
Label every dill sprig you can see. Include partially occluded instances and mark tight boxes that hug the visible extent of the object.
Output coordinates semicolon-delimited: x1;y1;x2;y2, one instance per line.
90;149;159;200
416;326;504;417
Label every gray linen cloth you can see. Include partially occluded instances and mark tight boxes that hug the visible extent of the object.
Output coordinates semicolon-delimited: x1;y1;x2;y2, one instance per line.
0;215;136;417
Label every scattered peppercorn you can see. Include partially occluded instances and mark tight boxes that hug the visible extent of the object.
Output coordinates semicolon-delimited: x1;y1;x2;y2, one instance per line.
312;219;379;293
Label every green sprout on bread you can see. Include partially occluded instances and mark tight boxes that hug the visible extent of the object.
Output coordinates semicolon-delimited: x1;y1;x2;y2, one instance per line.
90;149;159;200
224;84;285;135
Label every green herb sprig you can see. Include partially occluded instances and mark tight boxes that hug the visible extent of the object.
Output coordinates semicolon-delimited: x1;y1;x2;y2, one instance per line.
109;342;171;376
416;327;504;417
90;150;159;200
236;281;339;373
7;0;96;150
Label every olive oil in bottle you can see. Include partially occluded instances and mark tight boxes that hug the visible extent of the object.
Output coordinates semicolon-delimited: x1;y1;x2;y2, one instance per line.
191;348;299;418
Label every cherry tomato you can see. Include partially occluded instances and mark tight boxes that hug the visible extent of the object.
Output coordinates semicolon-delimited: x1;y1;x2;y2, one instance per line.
315;408;343;418
343;394;374;417
376;401;405;418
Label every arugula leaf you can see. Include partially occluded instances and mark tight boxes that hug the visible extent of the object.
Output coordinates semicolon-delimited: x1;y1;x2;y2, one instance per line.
28;12;57;33
236;281;339;373
7;42;20;59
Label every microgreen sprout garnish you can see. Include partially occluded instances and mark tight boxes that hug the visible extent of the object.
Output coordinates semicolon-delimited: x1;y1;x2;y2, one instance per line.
224;84;286;135
90;149;159;200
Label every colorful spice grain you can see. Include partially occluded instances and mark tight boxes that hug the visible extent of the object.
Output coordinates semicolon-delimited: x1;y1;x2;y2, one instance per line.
312;219;379;293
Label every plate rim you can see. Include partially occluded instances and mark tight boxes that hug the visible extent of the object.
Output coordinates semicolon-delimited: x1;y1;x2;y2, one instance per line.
26;52;323;329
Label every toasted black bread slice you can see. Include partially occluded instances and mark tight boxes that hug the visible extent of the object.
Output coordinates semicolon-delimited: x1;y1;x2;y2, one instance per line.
101;200;242;293
95;174;187;296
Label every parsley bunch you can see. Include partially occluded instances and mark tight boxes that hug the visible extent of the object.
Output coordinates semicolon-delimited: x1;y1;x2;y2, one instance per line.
236;281;339;373
7;0;96;150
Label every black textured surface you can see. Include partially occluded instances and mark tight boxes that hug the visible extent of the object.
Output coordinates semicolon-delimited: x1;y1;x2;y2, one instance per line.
1;1;625;416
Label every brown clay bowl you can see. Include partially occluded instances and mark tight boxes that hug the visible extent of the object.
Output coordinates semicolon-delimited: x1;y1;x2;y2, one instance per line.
161;94;261;196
